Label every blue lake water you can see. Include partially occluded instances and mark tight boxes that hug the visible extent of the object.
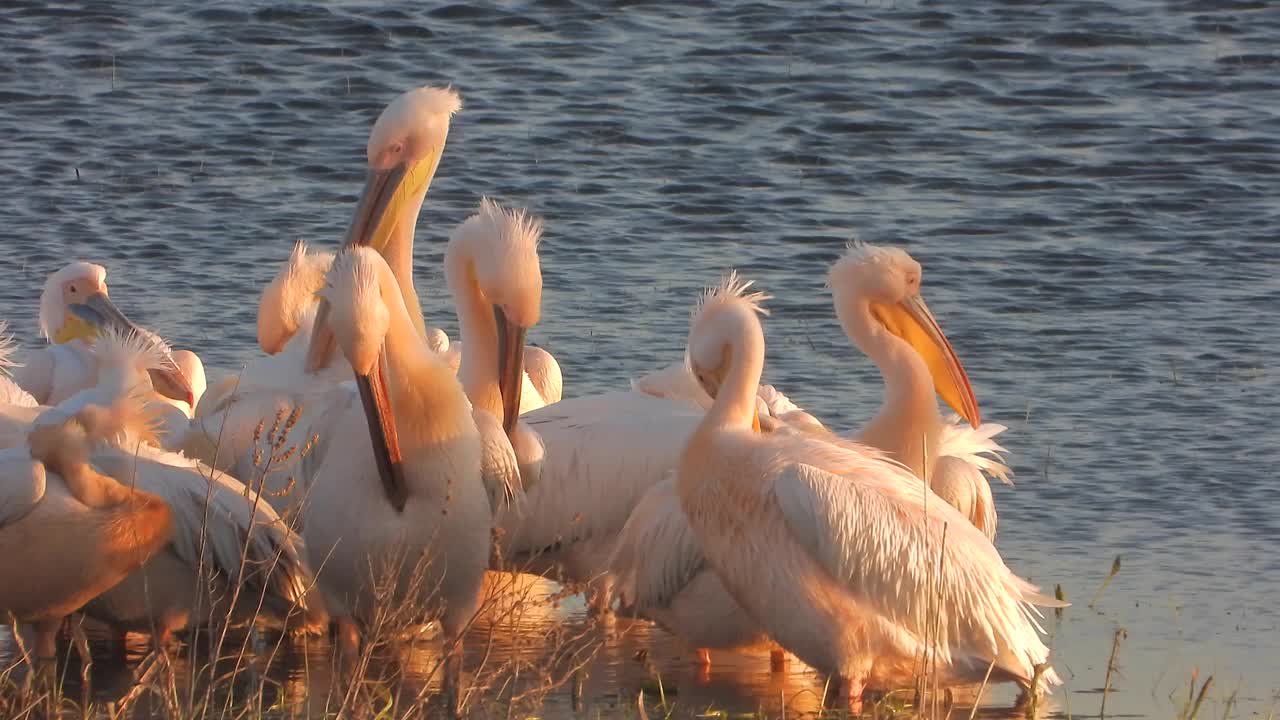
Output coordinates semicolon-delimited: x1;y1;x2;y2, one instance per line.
1;0;1278;717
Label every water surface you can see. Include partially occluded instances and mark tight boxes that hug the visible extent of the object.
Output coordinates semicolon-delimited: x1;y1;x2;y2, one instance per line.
1;0;1278;717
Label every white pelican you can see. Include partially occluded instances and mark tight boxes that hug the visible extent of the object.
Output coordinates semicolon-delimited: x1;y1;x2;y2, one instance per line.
673;272;1060;706
300;247;489;703
444;198;552;515
28;329;327;643
611;477;771;661
762;243;1011;538
307;86;462;372
0;397;173;663
11;262;199;413
304;86;559;410
191;86;463;468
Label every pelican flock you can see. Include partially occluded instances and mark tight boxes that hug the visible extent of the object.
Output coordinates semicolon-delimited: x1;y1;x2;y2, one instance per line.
0;84;1063;714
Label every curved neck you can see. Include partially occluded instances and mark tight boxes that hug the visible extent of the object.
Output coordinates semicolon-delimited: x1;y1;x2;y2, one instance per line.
377;267;470;447
445;248;502;419
382;190;429;340
836;293;942;480
702;310;766;433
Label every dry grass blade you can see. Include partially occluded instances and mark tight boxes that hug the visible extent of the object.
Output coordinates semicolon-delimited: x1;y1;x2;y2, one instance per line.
1089;556;1122;609
1100;627;1126;719
1188;675;1214;720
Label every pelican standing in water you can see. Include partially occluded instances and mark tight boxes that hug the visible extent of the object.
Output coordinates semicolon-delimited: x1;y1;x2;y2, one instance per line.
303;247;489;708
12;262;201;413
673;272;1060;707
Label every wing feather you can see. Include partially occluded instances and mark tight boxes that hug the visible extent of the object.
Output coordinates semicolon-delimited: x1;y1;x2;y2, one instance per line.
610;476;705;612
504;392;700;562
90;445;325;627
763;432;1059;684
0;452;45;528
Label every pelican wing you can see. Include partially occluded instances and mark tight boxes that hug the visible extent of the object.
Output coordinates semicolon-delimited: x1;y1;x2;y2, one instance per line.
0;453;45;528
473;407;524;516
0;405;40;452
506;392;700;556
0;378;37;409
630;361;710;411
610;476;705;612
90;445;325;627
766;434;1061;683
932;455;999;540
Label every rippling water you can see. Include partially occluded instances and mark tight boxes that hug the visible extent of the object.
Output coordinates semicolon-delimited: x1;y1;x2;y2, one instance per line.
2;0;1278;717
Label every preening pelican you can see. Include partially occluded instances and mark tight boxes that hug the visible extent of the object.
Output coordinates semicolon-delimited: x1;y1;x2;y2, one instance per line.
11;262;198;412
674;272;1060;706
308;86;461;372
29;330;327;643
300;248;489;702
445;199;551;515
0;398;173;662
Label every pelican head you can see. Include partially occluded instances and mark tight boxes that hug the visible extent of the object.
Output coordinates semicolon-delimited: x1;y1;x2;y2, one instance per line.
347;86;462;254
40;262;194;406
308;86;461;374
828;243;980;427
320;247;407;511
447;198;543;434
687;272;770;431
40;262;109;344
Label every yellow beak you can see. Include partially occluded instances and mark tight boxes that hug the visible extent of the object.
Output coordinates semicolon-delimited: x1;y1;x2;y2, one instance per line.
354;347;407;512
870;294;981;428
308;150;442;374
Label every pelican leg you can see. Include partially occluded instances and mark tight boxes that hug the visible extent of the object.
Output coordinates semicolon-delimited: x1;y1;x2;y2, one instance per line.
586;576;615;619
34;618;60;664
770;648;787;673
824;674;866;715
442;637;462;719
335;616;361;671
69;617;92;675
